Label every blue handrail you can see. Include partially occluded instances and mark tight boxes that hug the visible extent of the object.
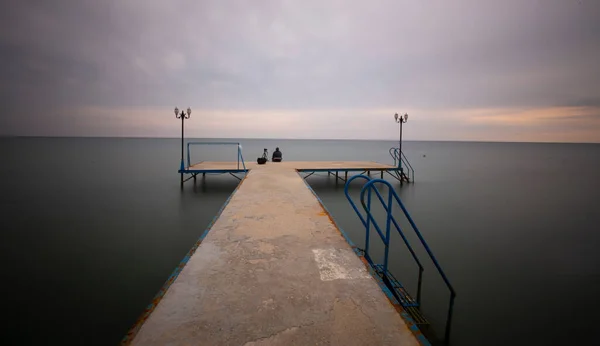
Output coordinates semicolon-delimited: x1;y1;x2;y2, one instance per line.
186;142;247;172
389;147;415;182
344;175;425;304
344;175;373;256
401;151;414;177
389;147;399;167
345;175;456;343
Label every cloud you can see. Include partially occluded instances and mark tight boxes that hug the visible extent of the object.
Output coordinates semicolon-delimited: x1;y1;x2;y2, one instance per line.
0;0;599;142
464;107;599;125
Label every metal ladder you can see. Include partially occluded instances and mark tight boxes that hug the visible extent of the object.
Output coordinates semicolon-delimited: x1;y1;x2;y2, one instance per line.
344;175;456;344
388;147;415;183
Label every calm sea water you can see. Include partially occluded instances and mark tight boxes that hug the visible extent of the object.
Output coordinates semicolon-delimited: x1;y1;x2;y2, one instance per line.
1;137;599;345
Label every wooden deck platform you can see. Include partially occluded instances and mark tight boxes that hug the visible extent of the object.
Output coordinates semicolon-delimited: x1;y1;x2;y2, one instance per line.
187;160;398;172
124;163;427;345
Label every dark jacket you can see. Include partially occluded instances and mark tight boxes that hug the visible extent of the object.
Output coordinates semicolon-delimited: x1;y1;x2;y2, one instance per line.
272;150;282;160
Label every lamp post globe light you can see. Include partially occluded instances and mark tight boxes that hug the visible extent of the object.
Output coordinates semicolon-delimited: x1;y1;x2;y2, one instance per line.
394;112;408;171
175;106;192;189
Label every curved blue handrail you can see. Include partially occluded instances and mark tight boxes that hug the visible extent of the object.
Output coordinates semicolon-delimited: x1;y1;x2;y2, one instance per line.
389;147;415;182
344;175;373;260
389;147;399;167
345;175;425;293
356;177;456;343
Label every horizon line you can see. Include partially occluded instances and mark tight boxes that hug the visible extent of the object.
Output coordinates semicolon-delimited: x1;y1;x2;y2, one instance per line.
1;134;598;145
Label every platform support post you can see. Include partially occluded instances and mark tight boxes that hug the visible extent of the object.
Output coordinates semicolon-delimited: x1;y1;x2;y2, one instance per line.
367;170;371;176
345;171;348;181
203;173;206;177
381;171;383;179
335;171;339;181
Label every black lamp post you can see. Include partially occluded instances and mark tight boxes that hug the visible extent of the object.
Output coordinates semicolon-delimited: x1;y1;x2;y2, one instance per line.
175;106;192;189
394;112;408;170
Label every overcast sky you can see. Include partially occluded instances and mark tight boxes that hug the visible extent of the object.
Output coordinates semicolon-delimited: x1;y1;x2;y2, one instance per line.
1;0;599;142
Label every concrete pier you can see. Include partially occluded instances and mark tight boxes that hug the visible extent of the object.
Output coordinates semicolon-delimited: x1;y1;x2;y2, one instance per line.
126;162;425;345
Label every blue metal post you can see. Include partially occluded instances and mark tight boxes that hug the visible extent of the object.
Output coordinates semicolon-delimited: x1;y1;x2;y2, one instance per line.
187;143;191;168
365;187;372;257
383;186;393;274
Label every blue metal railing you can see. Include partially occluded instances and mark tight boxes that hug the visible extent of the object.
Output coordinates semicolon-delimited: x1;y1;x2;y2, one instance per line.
388;147;401;167
389;147;398;166
389;147;415;182
344;175;455;343
344;175;425;303
186;142;247;172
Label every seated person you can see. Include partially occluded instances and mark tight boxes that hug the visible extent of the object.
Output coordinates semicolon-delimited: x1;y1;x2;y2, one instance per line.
272;147;283;162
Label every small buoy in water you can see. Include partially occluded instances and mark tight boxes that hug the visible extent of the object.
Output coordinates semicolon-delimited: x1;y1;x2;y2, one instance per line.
423;154;426;157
